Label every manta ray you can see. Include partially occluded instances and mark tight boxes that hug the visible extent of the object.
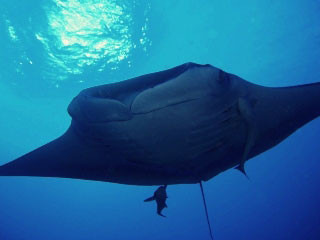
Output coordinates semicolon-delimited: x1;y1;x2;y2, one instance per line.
1;62;319;239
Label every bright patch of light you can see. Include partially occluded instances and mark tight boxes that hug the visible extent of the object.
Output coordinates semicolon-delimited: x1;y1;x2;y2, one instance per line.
94;40;108;50
35;0;150;82
6;20;18;42
35;33;44;41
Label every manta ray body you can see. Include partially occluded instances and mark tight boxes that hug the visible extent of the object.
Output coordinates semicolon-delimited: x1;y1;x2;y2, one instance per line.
1;62;319;240
0;62;319;185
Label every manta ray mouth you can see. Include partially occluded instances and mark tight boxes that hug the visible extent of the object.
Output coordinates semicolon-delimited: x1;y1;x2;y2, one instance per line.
131;97;201;114
67;62;215;122
67;62;195;123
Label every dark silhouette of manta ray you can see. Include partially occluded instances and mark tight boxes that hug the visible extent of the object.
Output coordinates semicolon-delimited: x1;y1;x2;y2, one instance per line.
0;62;319;239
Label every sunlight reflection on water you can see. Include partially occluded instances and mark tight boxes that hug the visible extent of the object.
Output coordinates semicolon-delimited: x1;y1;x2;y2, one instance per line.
40;0;151;86
2;0;151;93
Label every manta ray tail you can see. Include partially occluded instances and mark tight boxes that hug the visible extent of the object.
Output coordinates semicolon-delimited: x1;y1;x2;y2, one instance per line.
199;181;214;240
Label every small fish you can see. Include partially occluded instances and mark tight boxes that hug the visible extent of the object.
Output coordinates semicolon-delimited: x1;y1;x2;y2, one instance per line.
144;185;168;217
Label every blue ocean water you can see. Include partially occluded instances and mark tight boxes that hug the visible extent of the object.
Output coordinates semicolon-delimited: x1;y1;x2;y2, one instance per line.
0;0;320;239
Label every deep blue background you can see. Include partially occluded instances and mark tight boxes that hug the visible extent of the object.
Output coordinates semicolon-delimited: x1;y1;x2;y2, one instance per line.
0;0;320;239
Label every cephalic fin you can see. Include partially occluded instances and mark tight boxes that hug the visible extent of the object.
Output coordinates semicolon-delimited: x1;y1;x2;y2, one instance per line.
236;97;258;179
235;164;250;180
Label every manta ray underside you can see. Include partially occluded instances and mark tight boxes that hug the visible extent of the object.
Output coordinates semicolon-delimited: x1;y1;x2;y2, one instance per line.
1;62;319;240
